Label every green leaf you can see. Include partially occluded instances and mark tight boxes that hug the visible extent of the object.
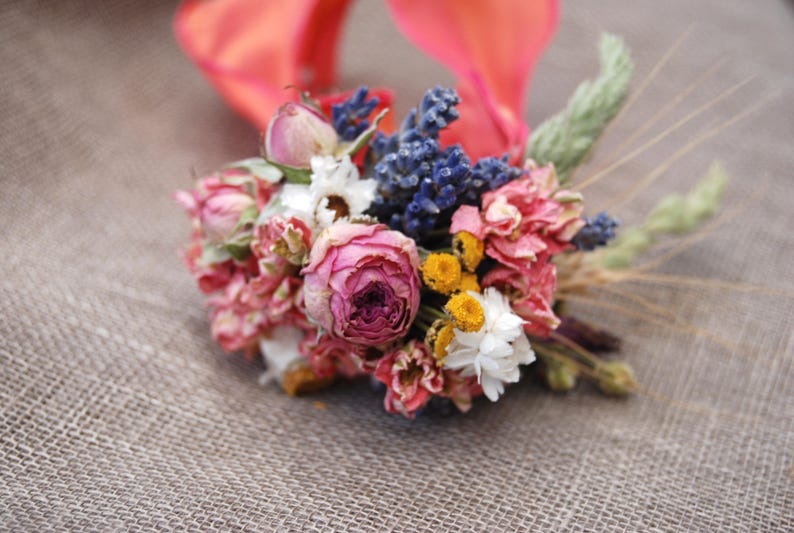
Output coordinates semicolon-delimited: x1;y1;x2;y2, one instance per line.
223;239;253;261
257;193;287;225
266;161;312;185
230;204;259;236
201;243;232;265
337;108;389;159
526;33;634;182
225;157;283;183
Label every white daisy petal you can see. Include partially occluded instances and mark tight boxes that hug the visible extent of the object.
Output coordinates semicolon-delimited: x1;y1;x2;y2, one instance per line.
284;155;377;230
445;287;533;402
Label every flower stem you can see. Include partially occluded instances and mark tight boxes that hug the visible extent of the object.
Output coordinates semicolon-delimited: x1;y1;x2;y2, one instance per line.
419;305;448;322
533;344;599;379
549;331;605;369
413;317;433;332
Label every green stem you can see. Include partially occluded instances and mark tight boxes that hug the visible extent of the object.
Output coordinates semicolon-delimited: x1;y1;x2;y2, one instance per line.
534;344;599;379
419;305;448;322
548;331;604;369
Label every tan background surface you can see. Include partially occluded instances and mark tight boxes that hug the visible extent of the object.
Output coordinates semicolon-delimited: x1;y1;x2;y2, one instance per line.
1;0;792;530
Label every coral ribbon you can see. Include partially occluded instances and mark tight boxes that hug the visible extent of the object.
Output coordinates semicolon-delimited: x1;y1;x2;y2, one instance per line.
175;0;558;158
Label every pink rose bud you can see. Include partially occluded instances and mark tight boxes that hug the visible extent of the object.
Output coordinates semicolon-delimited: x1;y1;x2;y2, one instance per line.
201;190;255;243
264;103;338;168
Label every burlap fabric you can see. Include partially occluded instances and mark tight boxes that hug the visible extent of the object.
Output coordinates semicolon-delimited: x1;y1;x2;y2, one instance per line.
1;0;792;530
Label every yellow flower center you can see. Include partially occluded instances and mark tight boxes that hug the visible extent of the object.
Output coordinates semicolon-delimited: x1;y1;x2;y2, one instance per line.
433;322;456;362
421;253;462;295
445;292;485;333
457;272;481;293
325;194;350;220
453;231;485;272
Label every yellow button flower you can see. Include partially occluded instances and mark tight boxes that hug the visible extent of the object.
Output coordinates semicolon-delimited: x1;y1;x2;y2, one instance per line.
453;231;484;272
444;292;485;333
457;272;481;293
433;322;455;362
421;253;462;295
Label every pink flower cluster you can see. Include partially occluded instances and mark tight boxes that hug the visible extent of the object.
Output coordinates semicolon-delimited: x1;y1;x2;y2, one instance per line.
451;162;584;337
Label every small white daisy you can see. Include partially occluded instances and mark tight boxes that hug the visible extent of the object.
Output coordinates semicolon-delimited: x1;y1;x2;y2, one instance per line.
443;288;535;401
281;155;376;229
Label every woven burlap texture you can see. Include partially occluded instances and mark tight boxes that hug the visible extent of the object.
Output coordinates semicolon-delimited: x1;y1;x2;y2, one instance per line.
1;0;792;530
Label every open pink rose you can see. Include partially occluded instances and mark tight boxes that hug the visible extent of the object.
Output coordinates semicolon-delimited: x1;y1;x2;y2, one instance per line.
374;340;444;418
302;222;421;347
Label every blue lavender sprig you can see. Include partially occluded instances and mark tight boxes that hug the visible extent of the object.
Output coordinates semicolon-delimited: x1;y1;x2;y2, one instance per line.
464;156;525;204
402;146;472;235
368;138;441;229
366;86;524;242
572;212;620;251
404;85;461;140
370;86;460;160
331;86;380;141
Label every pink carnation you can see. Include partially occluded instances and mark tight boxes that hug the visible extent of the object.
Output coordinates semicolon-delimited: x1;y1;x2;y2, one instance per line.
208;266;307;357
450;162;584;273
374;340;444;418
251;215;313;269
439;368;483;414
482;258;560;337
179;240;238;294
302;222;421;347
208;273;268;356
204;213;312;357
299;330;364;379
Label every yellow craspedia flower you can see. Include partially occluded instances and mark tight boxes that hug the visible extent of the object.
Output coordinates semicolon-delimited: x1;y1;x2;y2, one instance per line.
457;272;481;293
445;292;485;333
453;231;484;272
421;253;462;295
433;322;455;362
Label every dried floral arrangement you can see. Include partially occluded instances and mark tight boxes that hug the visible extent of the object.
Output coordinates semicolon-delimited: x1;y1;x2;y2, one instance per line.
175;2;734;418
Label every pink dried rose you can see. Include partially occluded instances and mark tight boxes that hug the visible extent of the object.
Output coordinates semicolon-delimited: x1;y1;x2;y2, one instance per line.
374;340;444;418
482;257;560;337
299;330;364;379
450;162;584;273
264;102;338;168
302;222;421;347
175;171;263;244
